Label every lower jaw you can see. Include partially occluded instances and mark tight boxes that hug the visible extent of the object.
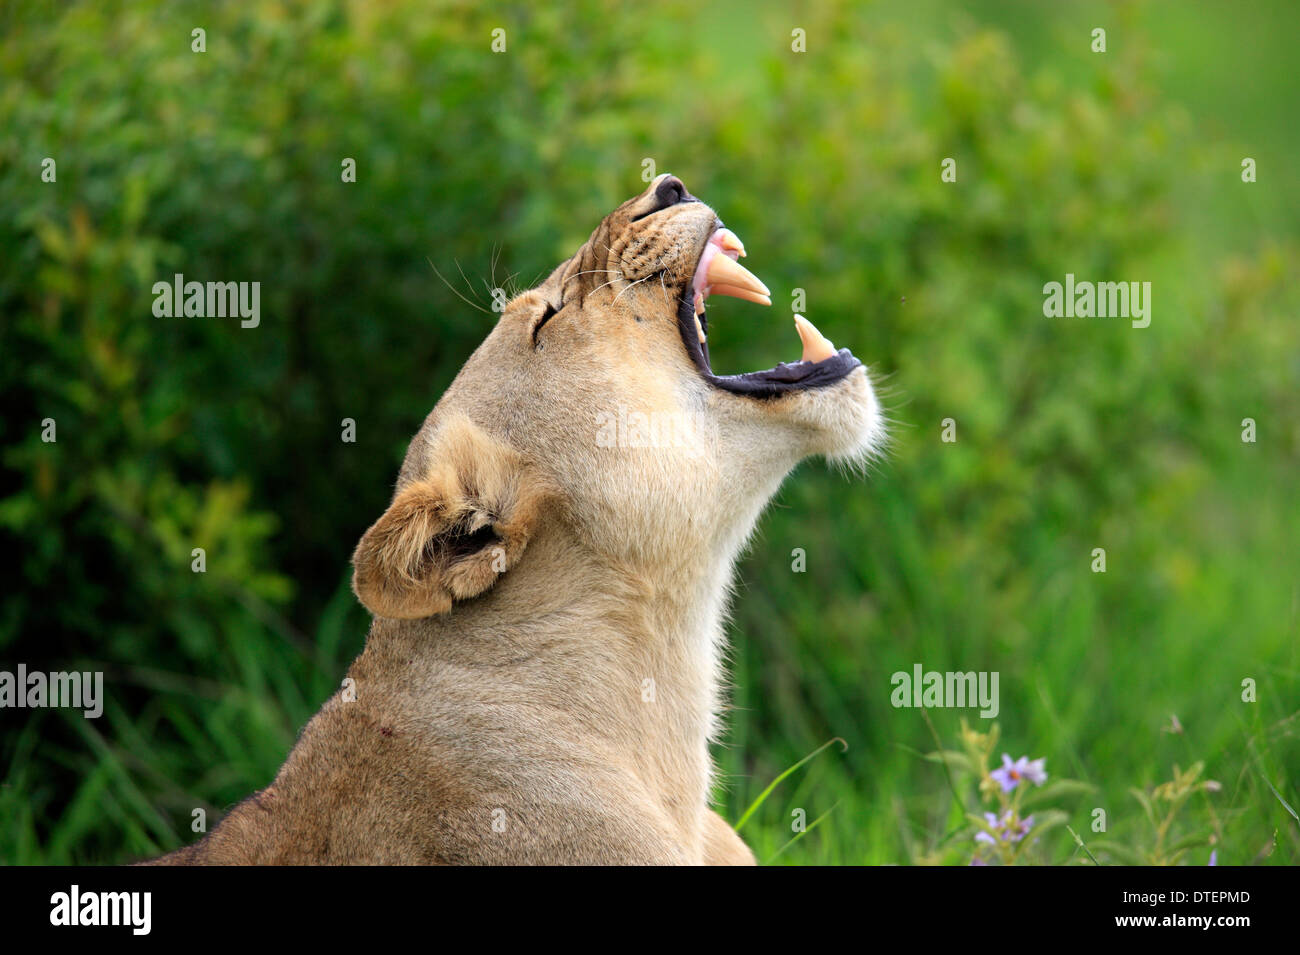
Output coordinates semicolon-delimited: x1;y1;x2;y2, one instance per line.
675;294;863;398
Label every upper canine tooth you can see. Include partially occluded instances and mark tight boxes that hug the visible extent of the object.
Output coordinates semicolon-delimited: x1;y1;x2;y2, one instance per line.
718;229;746;257
709;284;771;306
694;314;707;343
705;253;770;298
794;314;836;363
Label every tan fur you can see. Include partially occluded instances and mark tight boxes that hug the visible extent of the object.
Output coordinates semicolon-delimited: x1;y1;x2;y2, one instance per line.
146;176;883;865
352;415;558;618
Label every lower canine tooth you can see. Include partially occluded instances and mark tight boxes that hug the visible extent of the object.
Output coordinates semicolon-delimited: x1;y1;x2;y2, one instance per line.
694;315;706;343
794;314;836;363
694;291;705;316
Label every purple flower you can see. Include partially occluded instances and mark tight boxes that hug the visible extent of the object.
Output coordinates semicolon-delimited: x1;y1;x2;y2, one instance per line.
1012;814;1034;841
991;754;1047;792
975;812;1000;845
974;810;1034;845
1208;850;1217;866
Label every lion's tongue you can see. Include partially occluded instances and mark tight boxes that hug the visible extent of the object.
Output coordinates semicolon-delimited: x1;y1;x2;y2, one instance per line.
692;231;772;315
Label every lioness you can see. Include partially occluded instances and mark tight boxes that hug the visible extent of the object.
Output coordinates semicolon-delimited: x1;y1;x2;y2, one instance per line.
150;175;883;865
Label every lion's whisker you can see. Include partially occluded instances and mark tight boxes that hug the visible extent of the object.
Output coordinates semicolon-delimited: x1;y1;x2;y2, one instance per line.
613;273;654;304
563;269;622;286
588;278;623;297
427;257;490;314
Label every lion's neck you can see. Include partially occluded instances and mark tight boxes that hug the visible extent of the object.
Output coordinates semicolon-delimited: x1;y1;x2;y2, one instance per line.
440;521;740;837
353;513;753;860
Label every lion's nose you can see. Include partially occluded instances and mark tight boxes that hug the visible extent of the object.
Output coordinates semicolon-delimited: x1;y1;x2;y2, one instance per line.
653;175;693;210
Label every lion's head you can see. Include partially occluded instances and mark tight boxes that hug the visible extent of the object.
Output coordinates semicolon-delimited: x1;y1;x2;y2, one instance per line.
353;175;884;620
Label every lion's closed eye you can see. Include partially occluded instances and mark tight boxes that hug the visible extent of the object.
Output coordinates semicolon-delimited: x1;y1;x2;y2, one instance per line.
531;301;559;346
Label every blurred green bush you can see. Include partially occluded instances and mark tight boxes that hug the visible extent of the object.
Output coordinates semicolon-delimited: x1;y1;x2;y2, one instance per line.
1;0;1296;863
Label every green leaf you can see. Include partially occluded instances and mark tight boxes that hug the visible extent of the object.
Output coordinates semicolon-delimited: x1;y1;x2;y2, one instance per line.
1021;779;1097;808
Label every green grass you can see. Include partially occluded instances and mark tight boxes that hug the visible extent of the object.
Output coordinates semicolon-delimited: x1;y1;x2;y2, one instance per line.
713;445;1299;864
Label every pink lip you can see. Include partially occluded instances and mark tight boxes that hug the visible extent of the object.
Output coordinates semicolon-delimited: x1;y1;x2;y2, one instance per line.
689;229;740;303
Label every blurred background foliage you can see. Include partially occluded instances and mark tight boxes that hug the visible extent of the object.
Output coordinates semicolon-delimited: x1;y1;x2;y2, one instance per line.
1;0;1296;864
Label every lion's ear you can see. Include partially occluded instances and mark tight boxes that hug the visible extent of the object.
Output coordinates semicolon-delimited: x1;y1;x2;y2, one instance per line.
351;416;553;620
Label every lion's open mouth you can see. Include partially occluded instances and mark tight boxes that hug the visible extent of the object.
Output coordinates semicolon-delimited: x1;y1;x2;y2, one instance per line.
676;226;863;398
